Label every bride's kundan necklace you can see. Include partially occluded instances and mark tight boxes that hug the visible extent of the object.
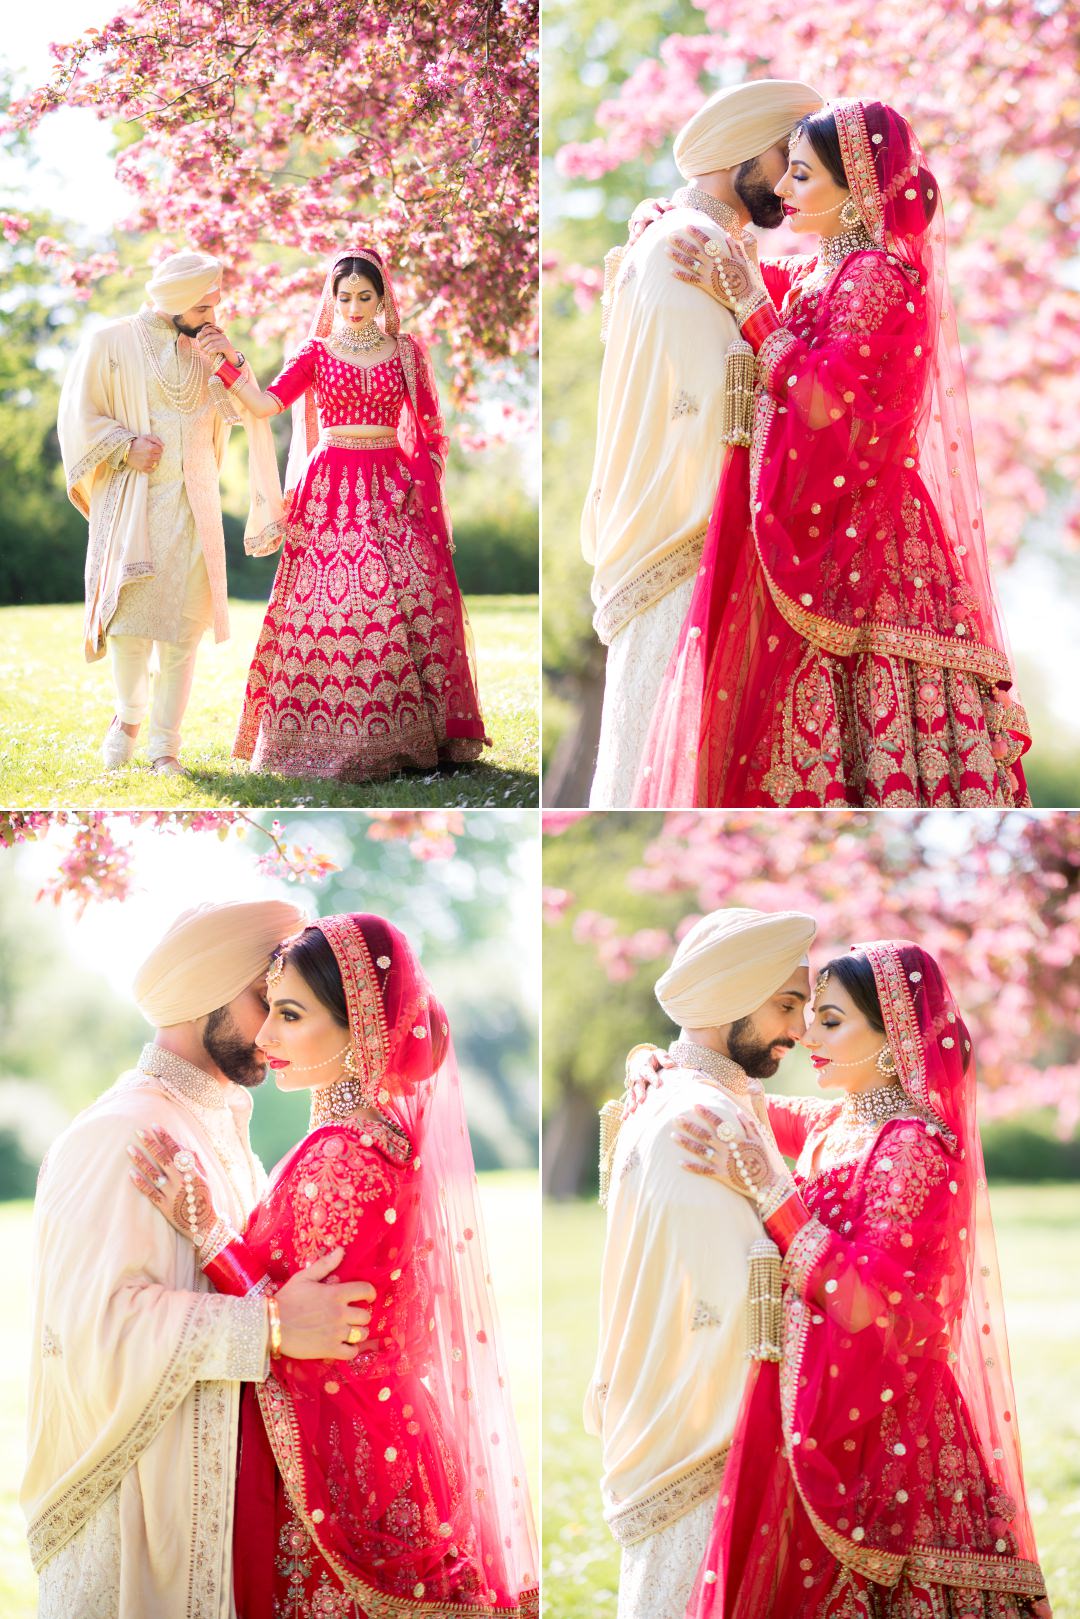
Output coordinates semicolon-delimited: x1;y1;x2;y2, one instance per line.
818;220;877;268
330;318;385;355
839;1082;911;1127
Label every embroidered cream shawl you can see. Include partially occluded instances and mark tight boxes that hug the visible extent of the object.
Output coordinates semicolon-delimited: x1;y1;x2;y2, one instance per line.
58;315;283;661
581;207;742;645
583;1064;777;1545
22;1068;264;1615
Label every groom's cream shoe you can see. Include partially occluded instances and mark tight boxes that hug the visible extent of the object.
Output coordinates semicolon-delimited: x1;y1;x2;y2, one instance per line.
151;755;186;777
101;717;138;770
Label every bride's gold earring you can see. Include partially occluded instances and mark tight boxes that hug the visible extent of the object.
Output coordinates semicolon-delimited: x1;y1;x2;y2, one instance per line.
343;1046;359;1079
839;196;861;228
876;1045;898;1080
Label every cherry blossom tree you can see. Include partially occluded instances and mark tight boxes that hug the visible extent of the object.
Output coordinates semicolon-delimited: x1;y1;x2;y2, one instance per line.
543;810;1080;1192
0;810;466;913
552;0;1080;561
7;0;538;404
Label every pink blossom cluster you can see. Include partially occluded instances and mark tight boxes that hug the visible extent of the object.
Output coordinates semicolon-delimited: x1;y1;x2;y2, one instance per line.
553;0;1080;551
8;0;538;410
546;811;1080;1134
365;811;465;862
0;811;340;908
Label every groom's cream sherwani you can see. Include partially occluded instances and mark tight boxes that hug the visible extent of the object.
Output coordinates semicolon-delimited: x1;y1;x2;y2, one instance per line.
582;191;743;809
23;1045;269;1619
584;1042;778;1619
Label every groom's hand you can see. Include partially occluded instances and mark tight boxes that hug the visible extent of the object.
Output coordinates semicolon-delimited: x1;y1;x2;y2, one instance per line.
274;1247;378;1361
127;435;164;472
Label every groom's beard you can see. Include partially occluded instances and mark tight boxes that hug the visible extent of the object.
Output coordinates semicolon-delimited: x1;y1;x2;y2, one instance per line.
172;315;209;338
734;157;785;230
202;1007;267;1089
728;1015;795;1079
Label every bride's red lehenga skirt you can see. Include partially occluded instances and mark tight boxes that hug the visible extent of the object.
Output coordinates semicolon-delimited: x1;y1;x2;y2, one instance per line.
233;437;489;781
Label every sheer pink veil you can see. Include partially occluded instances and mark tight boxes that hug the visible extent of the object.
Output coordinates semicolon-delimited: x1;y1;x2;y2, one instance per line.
831;101;1015;671
282;246;402;501
313;913;538;1612
857;940;1041;1576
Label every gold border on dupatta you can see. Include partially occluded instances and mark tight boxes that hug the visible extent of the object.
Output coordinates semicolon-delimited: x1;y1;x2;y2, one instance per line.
748;394;1016;687
832;99;886;247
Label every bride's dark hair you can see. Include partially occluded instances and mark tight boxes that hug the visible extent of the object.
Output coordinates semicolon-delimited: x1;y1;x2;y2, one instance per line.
332;256;385;297
275;928;348;1027
818;951;885;1034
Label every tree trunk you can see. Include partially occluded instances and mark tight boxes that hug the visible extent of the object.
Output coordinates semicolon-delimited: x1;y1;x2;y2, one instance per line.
542;1084;600;1199
543;662;605;807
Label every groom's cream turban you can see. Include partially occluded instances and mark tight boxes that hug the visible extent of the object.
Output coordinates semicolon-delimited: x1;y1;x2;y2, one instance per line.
145;250;222;315
673;78;824;180
655;907;816;1028
133;899;308;1026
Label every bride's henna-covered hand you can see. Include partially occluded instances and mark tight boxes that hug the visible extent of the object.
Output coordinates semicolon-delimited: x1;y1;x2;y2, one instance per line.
628;195;675;244
622;1043;677;1116
673;1104;780;1199
669;225;767;320
127;1125;218;1247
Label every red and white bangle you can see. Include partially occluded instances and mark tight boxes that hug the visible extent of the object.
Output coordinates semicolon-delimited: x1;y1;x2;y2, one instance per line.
762;1188;813;1254
212;358;242;390
740;301;782;354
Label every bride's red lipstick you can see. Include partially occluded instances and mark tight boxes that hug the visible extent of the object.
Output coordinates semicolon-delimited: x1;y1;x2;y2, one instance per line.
810;1054;831;1069
266;1056;290;1070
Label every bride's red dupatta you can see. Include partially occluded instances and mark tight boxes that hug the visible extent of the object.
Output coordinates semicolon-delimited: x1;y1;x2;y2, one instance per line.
201;914;537;1617
686;942;1047;1616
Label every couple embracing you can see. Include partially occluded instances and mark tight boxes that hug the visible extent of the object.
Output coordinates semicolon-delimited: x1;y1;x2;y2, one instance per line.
584;79;1031;809
588;907;1050;1617
23;899;536;1618
60;247;488;783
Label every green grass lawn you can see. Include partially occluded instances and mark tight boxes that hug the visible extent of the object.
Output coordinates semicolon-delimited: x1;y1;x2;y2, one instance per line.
0;597;538;807
543;1185;1080;1619
0;1171;539;1616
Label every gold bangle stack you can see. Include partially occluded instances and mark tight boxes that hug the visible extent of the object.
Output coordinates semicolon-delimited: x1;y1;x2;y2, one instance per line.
267;1296;283;1360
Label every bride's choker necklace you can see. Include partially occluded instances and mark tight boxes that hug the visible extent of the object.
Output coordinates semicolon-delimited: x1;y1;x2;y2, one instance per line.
309;1071;364;1130
840;1083;910;1127
331;319;384;353
819;222;877;267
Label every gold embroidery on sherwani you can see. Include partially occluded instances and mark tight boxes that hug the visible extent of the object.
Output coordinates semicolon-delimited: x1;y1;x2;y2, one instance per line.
107;312;223;646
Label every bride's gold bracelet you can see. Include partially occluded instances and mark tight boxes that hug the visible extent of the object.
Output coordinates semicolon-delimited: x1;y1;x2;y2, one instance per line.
267;1297;283;1361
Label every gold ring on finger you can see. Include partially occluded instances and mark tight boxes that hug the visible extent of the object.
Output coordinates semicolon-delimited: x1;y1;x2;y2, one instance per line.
347;1326;364;1345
